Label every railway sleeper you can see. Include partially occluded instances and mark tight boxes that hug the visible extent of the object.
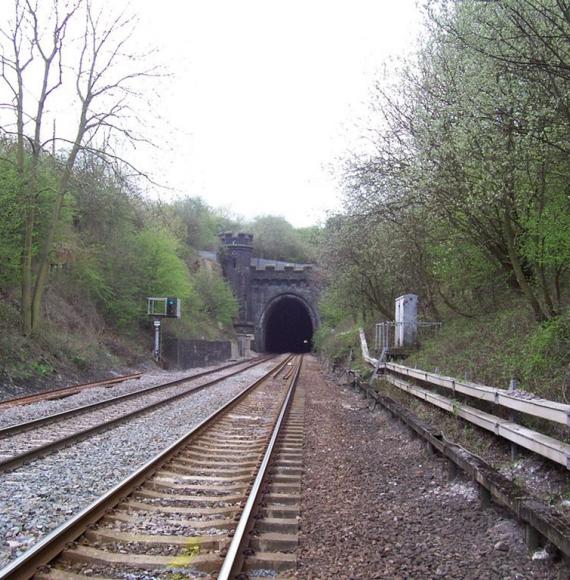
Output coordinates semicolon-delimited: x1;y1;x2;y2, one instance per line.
273;466;303;476
264;493;301;506
173;458;260;469
145;480;249;494
133;489;243;503
256;517;299;534
197;436;266;446
243;551;297;573
250;532;299;552
183;449;258;460
262;506;299;519
271;474;301;484
119;500;237;516
35;569;93;580
57;545;222;573
103;512;234;530
164;464;254;476
157;470;252;482
270;482;301;492
84;528;227;550
278;450;303;458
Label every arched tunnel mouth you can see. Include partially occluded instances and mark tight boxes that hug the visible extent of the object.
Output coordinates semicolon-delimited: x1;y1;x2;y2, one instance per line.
264;297;313;353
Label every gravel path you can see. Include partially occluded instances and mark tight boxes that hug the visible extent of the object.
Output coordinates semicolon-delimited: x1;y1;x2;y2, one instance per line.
297;357;565;579
0;359;279;569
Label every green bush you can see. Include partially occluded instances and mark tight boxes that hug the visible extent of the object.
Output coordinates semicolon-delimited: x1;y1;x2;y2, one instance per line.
313;325;359;364
519;311;570;390
193;268;237;328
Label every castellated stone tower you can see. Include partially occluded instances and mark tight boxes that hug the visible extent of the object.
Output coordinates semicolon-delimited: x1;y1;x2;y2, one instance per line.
218;232;254;334
218;231;319;353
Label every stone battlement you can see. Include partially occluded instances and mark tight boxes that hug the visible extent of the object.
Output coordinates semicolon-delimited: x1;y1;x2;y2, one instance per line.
250;259;312;272
218;232;254;247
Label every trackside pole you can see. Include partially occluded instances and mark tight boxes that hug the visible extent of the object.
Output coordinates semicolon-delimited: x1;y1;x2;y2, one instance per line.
509;376;518;461
153;318;161;363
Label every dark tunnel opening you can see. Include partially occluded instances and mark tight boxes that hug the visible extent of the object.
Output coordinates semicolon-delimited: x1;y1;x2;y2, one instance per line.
264;297;313;353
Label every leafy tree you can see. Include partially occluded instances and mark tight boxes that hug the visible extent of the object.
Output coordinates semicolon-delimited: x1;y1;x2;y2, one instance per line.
337;0;570;322
295;225;323;263
0;141;24;289
165;197;224;251
193;268;237;327
250;215;313;263
320;212;441;321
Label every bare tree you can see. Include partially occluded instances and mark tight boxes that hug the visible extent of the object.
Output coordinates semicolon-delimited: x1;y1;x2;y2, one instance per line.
0;0;158;334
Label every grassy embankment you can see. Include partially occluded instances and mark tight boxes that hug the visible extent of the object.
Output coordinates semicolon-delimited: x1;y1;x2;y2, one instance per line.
318;299;570;402
316;301;570;502
0;267;235;396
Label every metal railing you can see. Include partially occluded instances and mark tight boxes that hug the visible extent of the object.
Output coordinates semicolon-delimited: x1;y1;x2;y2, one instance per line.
360;328;570;469
374;321;442;352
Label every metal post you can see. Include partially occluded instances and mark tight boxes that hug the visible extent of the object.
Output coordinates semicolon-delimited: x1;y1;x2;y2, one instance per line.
479;484;491;508
509;376;518;461
153;318;161;363
525;524;542;553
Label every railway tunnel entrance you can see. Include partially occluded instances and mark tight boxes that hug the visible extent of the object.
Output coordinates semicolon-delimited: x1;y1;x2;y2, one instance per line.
264;296;313;353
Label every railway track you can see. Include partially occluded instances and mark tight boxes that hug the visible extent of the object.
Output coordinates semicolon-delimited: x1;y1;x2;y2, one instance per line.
0;354;305;579
222;367;305;578
0;374;143;410
0;357;273;473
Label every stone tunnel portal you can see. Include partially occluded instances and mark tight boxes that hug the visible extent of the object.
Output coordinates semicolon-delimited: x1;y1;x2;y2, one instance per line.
264;296;313;353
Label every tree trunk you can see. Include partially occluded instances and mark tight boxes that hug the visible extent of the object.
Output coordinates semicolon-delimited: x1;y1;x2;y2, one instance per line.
31;142;81;330
21;207;34;334
31;188;66;329
502;209;548;321
15;64;33;335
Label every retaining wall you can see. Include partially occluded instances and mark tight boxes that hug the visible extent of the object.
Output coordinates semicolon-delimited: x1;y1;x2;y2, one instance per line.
162;338;233;369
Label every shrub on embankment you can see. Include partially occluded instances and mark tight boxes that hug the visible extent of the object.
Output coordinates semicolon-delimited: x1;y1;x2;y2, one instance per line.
0;146;239;390
406;301;570;403
314;297;570;406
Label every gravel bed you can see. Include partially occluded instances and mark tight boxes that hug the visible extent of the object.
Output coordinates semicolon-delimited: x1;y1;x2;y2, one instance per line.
0;359;256;428
296;356;565;579
377;376;570;511
0;359;277;569
0;361;269;461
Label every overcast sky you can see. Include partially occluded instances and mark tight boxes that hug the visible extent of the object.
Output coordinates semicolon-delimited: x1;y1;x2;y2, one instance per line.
124;0;422;227
0;1;422;228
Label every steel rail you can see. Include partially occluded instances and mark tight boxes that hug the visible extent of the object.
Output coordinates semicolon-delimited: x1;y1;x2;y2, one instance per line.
0;356;270;437
0;354;294;580
0;356;275;473
218;355;303;579
0;373;143;410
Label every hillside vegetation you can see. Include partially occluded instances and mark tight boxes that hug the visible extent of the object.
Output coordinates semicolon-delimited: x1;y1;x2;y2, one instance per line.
0;147;241;387
315;0;570;403
0;142;317;390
